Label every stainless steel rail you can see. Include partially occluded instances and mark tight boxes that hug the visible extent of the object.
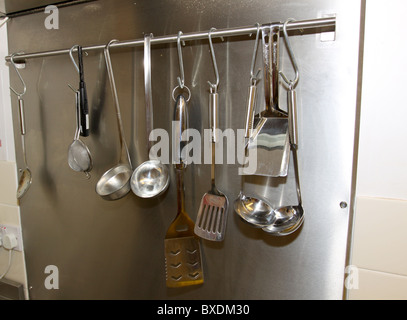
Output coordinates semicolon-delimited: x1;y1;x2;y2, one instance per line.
5;17;335;62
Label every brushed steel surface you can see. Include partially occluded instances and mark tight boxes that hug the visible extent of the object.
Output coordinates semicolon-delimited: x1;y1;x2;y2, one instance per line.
7;0;362;299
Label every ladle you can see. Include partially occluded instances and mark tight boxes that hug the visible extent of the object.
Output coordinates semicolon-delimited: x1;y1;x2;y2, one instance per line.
130;34;170;198
262;19;304;236
95;40;133;200
234;24;274;227
10;53;32;199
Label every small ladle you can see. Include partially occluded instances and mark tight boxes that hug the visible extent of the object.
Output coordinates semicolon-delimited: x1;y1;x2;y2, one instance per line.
234;25;274;227
95;40;133;200
130;34;169;198
9;53;32;199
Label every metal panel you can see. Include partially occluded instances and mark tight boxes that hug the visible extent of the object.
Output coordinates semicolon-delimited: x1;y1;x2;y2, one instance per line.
7;0;362;299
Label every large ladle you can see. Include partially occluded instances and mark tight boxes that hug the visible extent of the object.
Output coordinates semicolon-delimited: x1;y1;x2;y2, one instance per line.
95;40;133;200
130;34;169;198
9;53;32;200
234;24;275;227
262;19;304;236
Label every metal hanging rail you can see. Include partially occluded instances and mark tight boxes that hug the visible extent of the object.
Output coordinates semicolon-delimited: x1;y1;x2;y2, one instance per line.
5;17;335;62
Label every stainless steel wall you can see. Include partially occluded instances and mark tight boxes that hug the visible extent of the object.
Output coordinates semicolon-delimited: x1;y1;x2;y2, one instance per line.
7;0;362;299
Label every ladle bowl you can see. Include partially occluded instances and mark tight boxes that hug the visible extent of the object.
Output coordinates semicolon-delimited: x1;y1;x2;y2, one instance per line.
17;168;32;199
234;192;275;227
262;204;304;236
96;164;132;201
130;160;169;198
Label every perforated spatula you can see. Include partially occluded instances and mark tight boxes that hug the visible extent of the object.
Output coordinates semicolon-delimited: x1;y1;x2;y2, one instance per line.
194;90;229;242
165;94;204;288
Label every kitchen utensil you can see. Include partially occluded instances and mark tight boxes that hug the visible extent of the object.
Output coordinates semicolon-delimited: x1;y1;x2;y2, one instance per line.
69;45;89;137
96;40;132;201
16;95;32;199
131;34;169;198
67;87;93;178
165;93;203;288
234;24;275;227
262;19;304;236
243;23;290;177
194;28;229;242
9;53;32;199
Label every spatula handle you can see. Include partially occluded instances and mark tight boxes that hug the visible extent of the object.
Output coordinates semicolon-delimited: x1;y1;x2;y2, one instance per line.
209;92;218;143
244;85;257;141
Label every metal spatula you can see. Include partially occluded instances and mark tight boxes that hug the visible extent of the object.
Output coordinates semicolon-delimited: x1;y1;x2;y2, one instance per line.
165;94;204;288
243;23;290;177
194;90;229;242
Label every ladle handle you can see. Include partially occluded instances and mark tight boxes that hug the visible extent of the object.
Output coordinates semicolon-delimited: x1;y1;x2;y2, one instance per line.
144;34;154;154
288;88;298;149
104;41;132;168
18;97;26;136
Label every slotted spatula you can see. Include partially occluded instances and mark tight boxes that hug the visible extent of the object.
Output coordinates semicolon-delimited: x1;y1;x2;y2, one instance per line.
194;90;229;242
165;94;204;288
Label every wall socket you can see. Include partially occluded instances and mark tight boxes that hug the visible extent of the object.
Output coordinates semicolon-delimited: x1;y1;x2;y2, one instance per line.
0;224;23;251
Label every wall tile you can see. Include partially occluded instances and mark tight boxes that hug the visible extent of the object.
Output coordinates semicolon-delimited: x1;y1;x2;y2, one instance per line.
352;196;407;276
0;161;17;206
348;268;407;300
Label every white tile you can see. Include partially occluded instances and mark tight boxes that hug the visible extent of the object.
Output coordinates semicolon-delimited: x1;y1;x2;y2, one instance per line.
351;196;407;276
0;161;18;206
348;268;407;300
0;203;20;225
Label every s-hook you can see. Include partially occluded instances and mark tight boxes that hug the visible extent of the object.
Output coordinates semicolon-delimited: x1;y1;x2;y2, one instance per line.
249;23;262;86
279;18;299;89
279;18;300;149
207;27;223;93
172;31;191;102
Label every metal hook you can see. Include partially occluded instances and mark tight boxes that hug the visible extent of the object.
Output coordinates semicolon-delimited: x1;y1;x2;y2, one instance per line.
9;52;27;98
69;44;80;74
207;27;220;93
177;31;185;89
279;18;299;89
250;23;262;85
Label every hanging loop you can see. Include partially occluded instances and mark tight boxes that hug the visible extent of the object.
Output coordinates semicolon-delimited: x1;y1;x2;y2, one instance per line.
9;52;27;98
250;23;262;86
176;31;185;89
279;18;299;89
207;27;220;93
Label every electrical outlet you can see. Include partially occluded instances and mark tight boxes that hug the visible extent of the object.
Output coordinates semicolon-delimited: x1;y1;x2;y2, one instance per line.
0;225;23;251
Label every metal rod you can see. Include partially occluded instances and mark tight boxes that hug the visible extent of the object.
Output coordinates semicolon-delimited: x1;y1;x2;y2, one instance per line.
5;17;335;62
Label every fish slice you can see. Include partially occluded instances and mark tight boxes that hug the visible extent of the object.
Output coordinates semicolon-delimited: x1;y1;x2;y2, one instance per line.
194;90;229;242
243;23;290;177
165;94;204;288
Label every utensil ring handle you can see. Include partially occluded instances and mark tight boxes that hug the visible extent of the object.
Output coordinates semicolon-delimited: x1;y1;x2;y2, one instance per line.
172;85;191;102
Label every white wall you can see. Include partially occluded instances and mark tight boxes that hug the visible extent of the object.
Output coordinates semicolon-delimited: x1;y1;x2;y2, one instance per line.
0;17;28;299
348;0;407;300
